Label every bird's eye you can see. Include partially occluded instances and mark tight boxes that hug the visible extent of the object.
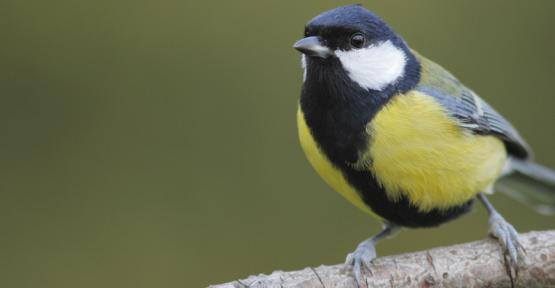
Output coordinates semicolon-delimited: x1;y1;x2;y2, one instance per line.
304;28;310;37
350;33;366;48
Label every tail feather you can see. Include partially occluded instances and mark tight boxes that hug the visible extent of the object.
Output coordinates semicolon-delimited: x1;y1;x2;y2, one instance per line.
511;159;555;186
496;159;555;216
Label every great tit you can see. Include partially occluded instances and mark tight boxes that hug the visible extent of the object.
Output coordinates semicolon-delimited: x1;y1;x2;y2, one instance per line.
293;4;555;285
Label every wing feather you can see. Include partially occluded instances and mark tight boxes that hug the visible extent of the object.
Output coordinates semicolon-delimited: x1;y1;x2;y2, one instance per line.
414;52;532;159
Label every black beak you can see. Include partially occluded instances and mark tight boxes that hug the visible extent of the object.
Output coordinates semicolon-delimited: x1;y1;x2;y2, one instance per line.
293;36;333;59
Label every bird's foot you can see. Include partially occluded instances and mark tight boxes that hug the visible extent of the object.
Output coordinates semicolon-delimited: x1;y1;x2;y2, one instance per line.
488;212;527;271
345;240;376;287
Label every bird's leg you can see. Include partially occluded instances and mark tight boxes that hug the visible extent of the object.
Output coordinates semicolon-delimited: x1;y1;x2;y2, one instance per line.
478;193;526;270
345;223;399;286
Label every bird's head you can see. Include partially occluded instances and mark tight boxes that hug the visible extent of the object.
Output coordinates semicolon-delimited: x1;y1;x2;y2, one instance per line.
294;5;416;92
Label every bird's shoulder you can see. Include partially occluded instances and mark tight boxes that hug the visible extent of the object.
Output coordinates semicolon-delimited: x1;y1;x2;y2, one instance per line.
413;50;466;99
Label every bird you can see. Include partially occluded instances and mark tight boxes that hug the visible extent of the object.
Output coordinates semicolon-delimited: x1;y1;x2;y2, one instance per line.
293;4;555;285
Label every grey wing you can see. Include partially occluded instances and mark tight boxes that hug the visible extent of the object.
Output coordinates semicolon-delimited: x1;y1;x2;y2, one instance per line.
414;53;532;160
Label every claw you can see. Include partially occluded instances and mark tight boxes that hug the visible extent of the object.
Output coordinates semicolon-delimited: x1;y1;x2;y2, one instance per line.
488;212;527;270
345;241;376;288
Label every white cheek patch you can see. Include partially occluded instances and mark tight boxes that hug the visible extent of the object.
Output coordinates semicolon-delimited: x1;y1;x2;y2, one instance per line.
335;40;407;91
301;54;307;82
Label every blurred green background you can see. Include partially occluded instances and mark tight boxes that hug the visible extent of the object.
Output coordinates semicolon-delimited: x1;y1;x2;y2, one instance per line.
1;1;554;287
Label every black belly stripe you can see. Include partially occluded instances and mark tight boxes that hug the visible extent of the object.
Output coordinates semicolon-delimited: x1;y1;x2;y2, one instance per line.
339;163;474;227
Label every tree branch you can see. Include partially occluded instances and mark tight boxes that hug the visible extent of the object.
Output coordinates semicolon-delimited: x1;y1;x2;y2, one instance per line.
209;230;555;288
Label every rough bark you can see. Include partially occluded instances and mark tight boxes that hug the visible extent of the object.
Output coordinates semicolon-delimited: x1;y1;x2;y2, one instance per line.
209;230;555;288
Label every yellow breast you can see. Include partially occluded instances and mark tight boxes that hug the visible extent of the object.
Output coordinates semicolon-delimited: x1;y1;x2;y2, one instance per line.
366;91;507;212
297;108;376;216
